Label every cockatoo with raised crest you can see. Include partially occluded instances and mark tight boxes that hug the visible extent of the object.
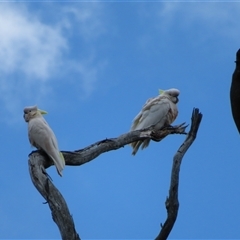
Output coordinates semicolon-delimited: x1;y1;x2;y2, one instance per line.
23;106;65;176
130;88;180;155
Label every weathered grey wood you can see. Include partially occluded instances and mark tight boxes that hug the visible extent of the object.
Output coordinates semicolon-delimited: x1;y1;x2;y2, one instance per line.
28;153;81;240
62;123;188;166
28;123;187;240
155;108;203;240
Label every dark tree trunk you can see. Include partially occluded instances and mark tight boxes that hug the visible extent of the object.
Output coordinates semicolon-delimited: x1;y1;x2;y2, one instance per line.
230;49;240;133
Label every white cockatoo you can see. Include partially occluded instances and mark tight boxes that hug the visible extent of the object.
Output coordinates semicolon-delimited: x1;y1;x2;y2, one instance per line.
23;106;65;176
130;88;180;155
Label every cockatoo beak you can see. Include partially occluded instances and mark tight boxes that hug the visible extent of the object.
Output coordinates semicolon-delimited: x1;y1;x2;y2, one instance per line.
38;109;48;115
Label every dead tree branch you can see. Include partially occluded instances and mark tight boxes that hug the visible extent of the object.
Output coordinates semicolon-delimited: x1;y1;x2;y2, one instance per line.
28;153;81;240
155;108;203;240
63;122;187;166
28;123;187;240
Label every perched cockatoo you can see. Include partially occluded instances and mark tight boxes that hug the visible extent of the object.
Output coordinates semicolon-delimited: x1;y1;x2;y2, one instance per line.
130;88;180;155
23;106;65;176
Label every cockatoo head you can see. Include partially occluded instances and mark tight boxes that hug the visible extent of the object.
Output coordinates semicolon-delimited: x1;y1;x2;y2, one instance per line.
23;105;47;122
159;88;180;104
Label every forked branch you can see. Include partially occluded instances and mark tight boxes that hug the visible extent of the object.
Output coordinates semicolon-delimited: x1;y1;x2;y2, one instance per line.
28;153;81;240
28;114;193;240
155;108;203;240
62;122;188;166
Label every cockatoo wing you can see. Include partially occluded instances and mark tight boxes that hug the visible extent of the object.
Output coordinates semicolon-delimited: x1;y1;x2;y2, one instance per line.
131;97;153;130
130;95;178;155
131;97;171;131
28;118;65;176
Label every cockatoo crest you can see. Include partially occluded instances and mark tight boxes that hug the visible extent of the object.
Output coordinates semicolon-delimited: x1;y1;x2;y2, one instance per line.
23;105;47;122
159;89;164;95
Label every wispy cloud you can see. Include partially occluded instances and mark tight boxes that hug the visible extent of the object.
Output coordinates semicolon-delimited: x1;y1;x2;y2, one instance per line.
156;2;240;40
62;3;106;41
0;4;67;80
136;2;240;64
0;3;107;123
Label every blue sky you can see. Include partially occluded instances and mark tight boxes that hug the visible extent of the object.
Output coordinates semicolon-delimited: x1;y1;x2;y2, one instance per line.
1;1;240;239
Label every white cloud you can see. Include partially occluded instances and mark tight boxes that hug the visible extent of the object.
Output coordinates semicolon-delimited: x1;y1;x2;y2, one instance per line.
156;2;240;40
69;57;107;98
0;3;68;123
0;4;67;80
0;3;107;123
62;3;106;41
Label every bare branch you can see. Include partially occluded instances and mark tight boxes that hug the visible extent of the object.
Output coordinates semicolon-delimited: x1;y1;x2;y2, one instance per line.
28;122;187;239
28;153;81;240
155;108;203;240
63;122;188;166
151;123;188;142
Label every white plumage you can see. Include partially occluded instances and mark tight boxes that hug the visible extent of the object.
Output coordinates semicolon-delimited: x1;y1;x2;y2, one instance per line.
130;88;180;155
23;106;65;176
